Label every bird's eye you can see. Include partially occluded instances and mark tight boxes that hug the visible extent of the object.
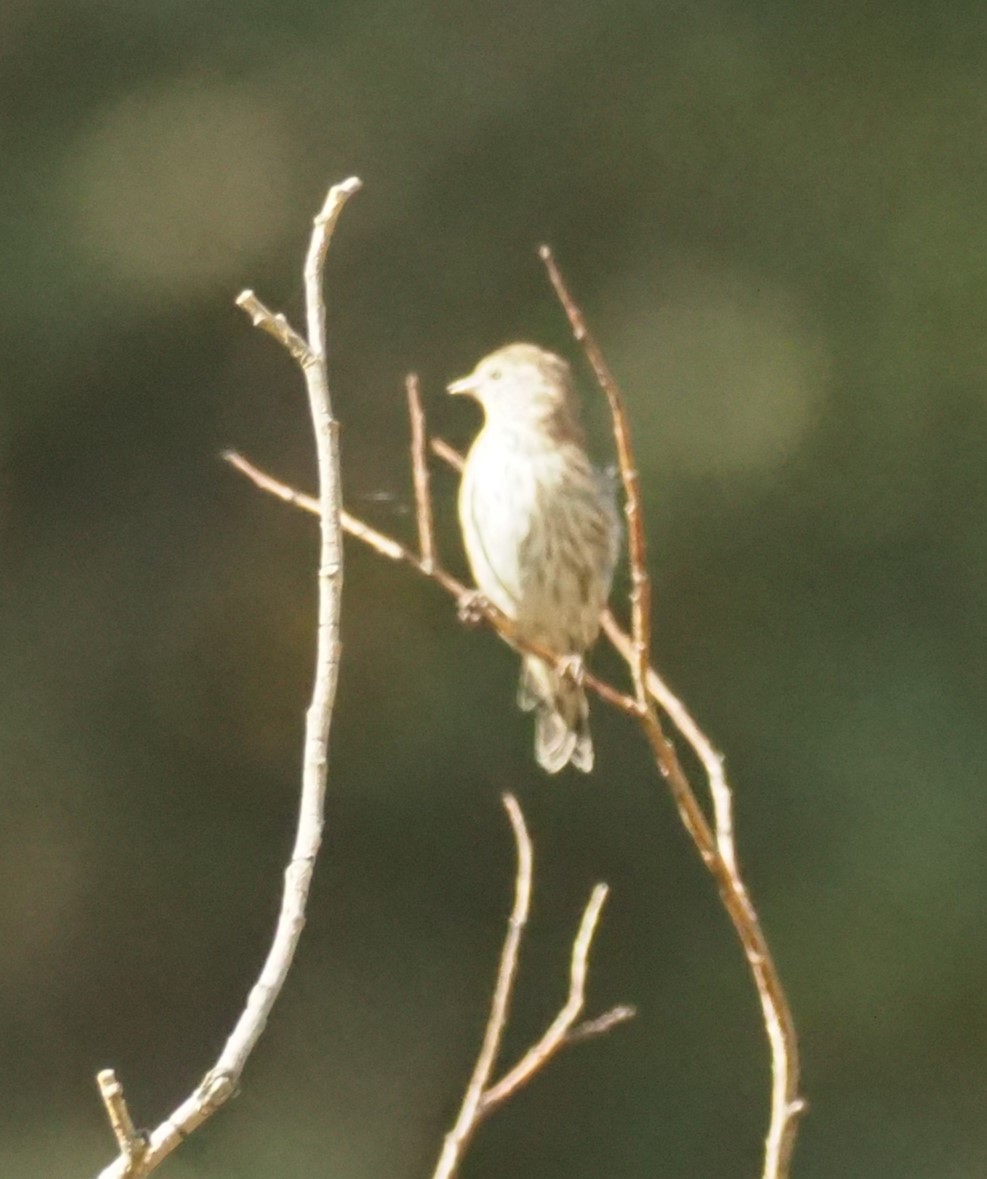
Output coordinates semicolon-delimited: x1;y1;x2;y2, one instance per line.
488;366;503;381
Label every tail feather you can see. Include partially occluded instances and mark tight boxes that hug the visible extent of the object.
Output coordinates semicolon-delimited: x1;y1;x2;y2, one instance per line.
520;656;594;774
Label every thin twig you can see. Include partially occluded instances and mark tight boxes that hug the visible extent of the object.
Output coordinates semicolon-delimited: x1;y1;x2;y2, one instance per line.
539;248;803;1177
235;291;309;363
222;450;410;564
601;610;737;873
94;176;361;1179
222;449;320;515
566;1004;639;1043
640;719;804;1179
96;1072;147;1175
600;610;805;1170
479;883;634;1115
222;453;640;717
212;172;359;1077
406;372;436;570
539;245;652;707
430;436;464;473
431;799;631;1179
432;795;533;1179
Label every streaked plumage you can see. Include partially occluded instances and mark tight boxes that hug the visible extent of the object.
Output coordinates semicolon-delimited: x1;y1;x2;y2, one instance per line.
448;343;619;773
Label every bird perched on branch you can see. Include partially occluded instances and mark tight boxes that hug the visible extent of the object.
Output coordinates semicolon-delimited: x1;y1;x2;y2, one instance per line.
448;343;620;773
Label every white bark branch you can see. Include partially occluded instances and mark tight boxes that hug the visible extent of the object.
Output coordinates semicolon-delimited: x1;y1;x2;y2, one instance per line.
93;176;361;1179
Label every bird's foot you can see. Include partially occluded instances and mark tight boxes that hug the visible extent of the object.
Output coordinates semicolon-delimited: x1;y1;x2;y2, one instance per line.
557;654;586;687
457;589;490;627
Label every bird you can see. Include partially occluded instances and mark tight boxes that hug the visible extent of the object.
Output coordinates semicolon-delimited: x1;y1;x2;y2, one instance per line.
448;343;620;773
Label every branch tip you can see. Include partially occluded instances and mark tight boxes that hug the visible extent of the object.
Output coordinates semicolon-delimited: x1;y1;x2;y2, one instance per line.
97;1070;147;1170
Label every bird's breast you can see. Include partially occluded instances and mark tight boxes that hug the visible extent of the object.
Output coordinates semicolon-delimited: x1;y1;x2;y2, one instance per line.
458;427;615;650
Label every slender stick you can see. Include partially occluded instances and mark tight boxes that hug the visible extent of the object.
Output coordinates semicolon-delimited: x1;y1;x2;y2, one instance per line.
430;436;464;474
223;452;639;717
602;610;737;872
406;373;436;570
94;177;361;1179
213;175;359;1077
539;245;652;707
431;799;632;1179
600;611;804;1171
478;883;633;1114
538;248;803;1177
432;795;533;1179
96;1071;147;1175
223;448;319;515
223;450;407;563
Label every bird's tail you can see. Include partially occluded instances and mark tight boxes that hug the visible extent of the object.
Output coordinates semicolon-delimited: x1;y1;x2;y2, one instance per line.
518;656;593;774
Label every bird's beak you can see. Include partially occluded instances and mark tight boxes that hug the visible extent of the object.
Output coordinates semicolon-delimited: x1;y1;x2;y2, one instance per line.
447;371;478;396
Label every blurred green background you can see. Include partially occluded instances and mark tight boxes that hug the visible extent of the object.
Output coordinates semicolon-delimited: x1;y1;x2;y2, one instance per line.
2;1;985;1176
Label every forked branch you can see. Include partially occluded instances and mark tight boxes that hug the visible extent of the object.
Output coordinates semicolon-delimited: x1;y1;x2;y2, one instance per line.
543;254;804;1177
431;796;633;1179
223;452;638;717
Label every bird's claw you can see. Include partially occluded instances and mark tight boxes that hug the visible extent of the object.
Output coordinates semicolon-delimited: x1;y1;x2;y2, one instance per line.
557;654;586;686
457;589;490;626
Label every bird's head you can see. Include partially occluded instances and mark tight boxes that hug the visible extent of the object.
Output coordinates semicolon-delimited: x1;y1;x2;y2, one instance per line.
447;343;581;434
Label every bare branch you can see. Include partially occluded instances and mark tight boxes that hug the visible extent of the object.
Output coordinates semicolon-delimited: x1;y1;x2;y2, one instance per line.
96;1072;147;1176
94;176;361;1179
211;172;359;1079
538;246;803;1178
223;449;412;564
567;1004;638;1043
432;799;630;1179
222;449;320;516
432;794;533;1179
539;245;652;707
234;290;310;363
406;372;436;571
430;436;464;473
479;883;634;1115
222;453;640;716
602;610;737;872
600;610;805;1171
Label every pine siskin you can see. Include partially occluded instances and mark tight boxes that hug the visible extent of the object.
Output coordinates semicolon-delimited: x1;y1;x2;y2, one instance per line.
448;343;620;773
